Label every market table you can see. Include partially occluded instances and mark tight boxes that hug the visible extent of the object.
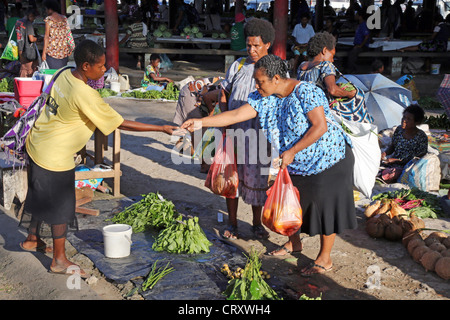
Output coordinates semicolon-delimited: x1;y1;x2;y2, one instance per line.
75;129;122;197
338;37;450;51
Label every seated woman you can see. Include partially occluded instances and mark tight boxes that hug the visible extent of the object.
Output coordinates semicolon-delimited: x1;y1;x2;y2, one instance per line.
297;32;372;123
141;54;174;88
380;104;428;183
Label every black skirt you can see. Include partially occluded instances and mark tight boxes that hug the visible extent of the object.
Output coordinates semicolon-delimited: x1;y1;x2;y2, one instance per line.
20;157;78;236
290;144;357;236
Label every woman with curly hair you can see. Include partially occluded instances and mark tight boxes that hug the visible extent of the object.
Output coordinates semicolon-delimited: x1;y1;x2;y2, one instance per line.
182;54;356;276
216;18;276;240
298;31;373;123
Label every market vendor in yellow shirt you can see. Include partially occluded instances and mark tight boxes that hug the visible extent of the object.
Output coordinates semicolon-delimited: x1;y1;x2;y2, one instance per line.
20;40;178;278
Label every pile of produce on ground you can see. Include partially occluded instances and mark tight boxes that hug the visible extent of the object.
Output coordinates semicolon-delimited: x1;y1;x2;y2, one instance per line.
364;198;426;241
424;113;450;130
121;82;179;100
152;215;212;254
371;188;444;219
109;192;212;255
108;192;178;232
222;248;282;300
404;231;450;280
364;194;450;280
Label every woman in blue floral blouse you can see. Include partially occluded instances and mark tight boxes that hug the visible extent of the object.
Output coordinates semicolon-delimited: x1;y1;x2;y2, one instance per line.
182;54;357;276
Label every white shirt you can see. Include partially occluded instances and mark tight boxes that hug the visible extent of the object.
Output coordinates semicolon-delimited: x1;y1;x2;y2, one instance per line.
292;23;315;44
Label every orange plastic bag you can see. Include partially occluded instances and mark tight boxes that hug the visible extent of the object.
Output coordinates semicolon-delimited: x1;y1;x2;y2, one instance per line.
205;133;238;198
262;168;302;236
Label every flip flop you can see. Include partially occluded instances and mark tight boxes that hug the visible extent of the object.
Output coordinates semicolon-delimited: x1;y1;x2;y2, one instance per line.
49;265;88;279
221;225;238;240
20;242;53;253
266;245;302;256
300;262;333;277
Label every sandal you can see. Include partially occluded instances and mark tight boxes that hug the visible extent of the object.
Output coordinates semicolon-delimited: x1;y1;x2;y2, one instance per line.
300;262;333;277
266;244;302;256
221;225;238;240
49;265;88;279
20;241;53;253
251;224;269;239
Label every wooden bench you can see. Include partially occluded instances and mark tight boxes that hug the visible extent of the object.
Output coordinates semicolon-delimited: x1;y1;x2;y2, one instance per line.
334;50;449;76
120;47;248;72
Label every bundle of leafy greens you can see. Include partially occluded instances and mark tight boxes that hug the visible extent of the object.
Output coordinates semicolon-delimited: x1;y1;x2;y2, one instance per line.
223;248;282;300
152;216;212;254
97;88;118;98
108;192;178;233
0;77;14;92
121;82;179;100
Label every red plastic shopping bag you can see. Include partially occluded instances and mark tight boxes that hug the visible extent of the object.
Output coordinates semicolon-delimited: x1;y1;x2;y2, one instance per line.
262;168;302;236
205;133;238;198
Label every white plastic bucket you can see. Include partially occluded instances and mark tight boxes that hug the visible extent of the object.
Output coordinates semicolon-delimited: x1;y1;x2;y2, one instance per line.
110;81;121;93
430;64;441;75
102;224;132;258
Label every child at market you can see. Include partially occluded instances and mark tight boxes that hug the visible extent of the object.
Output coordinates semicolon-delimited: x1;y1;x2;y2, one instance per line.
141;53;174;88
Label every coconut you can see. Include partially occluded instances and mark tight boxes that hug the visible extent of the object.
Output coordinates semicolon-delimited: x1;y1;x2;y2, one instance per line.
378;214;392;227
441;249;450;257
401;219;416;235
407;238;426;255
424;235;442;247
412;245;431;262
364;200;381;219
402;230;423;248
409;213;425;230
428;242;447;253
435;257;450;280
365;218;385;239
420;251;442;272
385;222;403;241
442;236;450;249
427;231;448;243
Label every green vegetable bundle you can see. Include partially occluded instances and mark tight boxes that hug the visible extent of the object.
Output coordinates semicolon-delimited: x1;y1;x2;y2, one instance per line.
97;88;118;98
121;83;179;101
109;192;178;233
223;248;282;300
152;216;212;254
0;77;14;92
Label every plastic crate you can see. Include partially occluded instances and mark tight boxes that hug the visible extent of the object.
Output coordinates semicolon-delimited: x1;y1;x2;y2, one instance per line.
14;78;43;108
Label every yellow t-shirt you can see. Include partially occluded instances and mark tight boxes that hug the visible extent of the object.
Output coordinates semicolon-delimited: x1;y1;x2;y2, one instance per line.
26;69;124;172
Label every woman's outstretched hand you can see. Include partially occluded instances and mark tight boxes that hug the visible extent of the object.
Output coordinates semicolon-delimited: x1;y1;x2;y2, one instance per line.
181;118;202;132
162;125;180;135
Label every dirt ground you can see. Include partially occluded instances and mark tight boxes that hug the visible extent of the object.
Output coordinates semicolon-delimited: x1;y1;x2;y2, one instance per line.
69;92;449;301
1;56;449;301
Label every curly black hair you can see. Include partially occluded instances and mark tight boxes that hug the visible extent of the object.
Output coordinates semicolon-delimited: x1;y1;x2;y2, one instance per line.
306;32;336;58
254;54;289;79
244;18;275;46
43;0;61;13
74;40;105;67
404;104;425;123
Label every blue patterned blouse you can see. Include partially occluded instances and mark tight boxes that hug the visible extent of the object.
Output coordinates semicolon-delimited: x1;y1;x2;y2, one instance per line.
248;81;350;176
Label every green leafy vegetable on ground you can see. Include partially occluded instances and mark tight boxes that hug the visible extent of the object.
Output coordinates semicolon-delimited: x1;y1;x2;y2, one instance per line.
152;216;212;254
223;248;282;300
126;259;174;297
108;192;178;232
